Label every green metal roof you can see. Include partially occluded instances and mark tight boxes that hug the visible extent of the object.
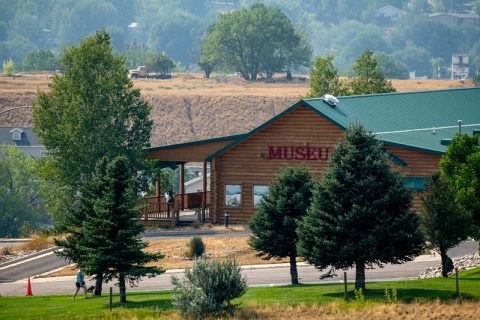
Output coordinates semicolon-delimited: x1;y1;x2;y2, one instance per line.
205;87;480;160
303;87;480;154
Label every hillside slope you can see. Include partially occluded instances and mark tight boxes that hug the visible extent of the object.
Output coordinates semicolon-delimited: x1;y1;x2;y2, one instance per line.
0;74;475;147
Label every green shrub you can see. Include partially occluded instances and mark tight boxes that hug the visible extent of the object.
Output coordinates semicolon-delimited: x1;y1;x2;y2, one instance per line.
355;288;365;304
186;236;205;259
171;259;247;318
2;58;15;76
473;72;480;86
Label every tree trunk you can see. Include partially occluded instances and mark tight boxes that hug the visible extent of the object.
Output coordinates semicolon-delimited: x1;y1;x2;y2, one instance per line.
355;261;366;291
439;246;453;277
94;274;103;296
289;253;299;285
119;274;127;303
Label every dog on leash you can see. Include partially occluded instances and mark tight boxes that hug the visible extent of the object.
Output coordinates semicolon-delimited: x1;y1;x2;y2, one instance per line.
86;285;95;295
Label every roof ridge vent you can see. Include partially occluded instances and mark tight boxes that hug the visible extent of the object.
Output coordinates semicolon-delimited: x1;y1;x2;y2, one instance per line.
322;94;339;108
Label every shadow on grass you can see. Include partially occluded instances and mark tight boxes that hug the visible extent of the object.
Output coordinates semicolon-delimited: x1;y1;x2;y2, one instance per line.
325;288;476;303
110;297;172;310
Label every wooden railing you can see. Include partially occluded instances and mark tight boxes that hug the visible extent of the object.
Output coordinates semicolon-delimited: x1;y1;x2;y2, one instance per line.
141;196;177;220
141;191;211;221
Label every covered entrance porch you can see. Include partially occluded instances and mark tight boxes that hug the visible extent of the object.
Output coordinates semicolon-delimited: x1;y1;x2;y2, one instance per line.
141;134;242;227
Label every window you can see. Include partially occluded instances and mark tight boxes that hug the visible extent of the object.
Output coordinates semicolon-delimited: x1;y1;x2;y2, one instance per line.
225;184;241;207
253;185;269;207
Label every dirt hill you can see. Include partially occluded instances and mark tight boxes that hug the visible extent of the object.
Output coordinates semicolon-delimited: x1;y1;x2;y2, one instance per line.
0;73;475;147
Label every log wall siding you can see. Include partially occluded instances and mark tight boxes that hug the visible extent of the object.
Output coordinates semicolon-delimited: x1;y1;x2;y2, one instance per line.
212;106;343;223
211;105;441;223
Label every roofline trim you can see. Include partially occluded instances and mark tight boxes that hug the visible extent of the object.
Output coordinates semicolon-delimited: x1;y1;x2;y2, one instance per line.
303;86;480;101
146;133;247;153
382;140;445;155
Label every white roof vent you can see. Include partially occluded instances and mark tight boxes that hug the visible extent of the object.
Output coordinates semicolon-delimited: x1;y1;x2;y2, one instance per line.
322;94;339;107
10;128;23;141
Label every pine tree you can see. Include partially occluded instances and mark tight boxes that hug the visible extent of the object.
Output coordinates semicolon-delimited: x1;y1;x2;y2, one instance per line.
76;157;163;302
297;124;423;290
248;165;314;284
420;173;471;277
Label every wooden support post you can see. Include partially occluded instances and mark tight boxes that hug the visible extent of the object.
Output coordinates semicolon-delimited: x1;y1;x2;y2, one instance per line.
201;161;207;222
455;267;460;297
180;163;185;211
109;287;112;312
344;271;348;301
156;172;161;212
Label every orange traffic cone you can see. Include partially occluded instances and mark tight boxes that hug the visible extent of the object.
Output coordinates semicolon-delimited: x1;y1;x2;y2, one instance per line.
26;277;33;296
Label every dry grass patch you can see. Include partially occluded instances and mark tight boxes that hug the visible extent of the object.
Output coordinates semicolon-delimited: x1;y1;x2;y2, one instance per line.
145;236;288;270
235;300;480;320
15;235;54;252
47;236;287;277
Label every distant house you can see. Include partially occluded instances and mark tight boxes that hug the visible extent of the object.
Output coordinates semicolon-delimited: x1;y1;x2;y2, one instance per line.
0;127;46;158
451;54;469;80
376;5;405;22
185;173;211;194
429;12;480;26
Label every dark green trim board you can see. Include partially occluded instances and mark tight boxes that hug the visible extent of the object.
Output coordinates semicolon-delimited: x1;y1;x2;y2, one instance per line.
403;177;427;191
146;133;246;153
155;161;179;170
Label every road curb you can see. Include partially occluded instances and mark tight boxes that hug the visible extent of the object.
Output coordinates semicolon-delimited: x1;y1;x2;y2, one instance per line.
0;246;60;268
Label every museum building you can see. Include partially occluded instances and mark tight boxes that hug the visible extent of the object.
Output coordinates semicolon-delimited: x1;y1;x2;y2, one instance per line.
143;87;480;224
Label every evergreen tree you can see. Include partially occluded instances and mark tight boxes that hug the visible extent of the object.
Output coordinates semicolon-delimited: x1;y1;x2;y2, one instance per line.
420;172;471;277
69;156;163;302
248;165;314;284
350;49;396;95
297;124;423;290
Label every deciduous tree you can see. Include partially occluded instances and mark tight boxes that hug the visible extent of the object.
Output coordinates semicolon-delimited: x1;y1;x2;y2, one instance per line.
33;31;153;294
441;133;480;240
0;145;46;237
249;165;314;284
200;4;311;80
145;52;175;74
33;30;153;223
297;124;423;290
350;49;396;95
308;55;348;98
420;172;471;277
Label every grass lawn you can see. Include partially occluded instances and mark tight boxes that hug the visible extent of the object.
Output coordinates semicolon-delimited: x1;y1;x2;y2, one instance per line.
1;267;479;319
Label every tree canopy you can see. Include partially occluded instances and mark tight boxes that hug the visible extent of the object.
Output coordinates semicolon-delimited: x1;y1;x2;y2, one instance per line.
420;172;471;277
350;49;396;95
0;145;47;237
440;133;480;239
297;124;424;290
33;30;153;223
199;3;312;80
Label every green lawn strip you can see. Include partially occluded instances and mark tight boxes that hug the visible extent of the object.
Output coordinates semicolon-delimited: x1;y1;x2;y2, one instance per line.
1;267;479;320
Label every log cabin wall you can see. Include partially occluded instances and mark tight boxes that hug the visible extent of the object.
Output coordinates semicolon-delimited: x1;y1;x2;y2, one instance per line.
211;105;441;223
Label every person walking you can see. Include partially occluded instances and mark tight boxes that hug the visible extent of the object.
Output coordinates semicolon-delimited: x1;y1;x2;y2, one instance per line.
73;269;87;299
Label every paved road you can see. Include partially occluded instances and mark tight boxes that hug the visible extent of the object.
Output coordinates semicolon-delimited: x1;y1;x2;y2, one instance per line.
0;239;477;296
0;257;440;296
0;230;250;283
